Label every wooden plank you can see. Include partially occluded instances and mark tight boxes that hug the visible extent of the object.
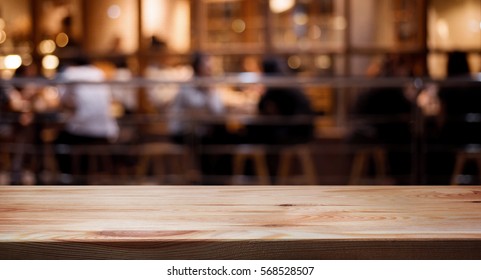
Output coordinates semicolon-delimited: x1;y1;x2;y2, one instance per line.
1;185;481;259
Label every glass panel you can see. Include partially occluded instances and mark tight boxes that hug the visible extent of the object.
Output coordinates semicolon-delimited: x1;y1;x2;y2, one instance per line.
203;0;264;49
427;0;481;77
36;0;83;55
82;0;138;54
141;0;190;53
0;0;32;77
350;0;423;49
0;0;31;49
271;0;346;51
428;0;481;50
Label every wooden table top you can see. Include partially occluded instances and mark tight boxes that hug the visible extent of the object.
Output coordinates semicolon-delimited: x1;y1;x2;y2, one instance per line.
1;185;481;259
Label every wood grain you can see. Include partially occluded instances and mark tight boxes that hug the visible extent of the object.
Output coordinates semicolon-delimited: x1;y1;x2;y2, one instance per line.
1;185;481;259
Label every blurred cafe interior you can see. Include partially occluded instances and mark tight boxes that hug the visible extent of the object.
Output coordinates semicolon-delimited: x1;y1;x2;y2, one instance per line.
0;0;480;186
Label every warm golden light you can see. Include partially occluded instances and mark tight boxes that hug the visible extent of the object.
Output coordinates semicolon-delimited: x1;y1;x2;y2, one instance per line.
56;33;69;47
288;55;301;70
107;5;121;19
316;55;332;69
39;40;56;54
22;54;33;66
0;18;5;30
232;19;246;33
0;30;6;44
294;13;309;26
309;25;322;40
269;0;295;14
5;55;23;70
436;19;449;40
42;55;60;70
170;0;190;52
333;16;347;30
141;0;190;52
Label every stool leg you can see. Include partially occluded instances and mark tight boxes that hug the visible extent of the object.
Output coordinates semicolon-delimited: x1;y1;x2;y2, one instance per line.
88;154;98;184
254;152;270;185
183;149;200;184
373;148;388;184
349;151;367;185
299;147;317;185
173;154;186;184
277;150;293;185
476;157;481;185
451;153;466;185
43;145;58;183
152;154;165;183
136;153;150;178
0;150;11;172
232;153;247;185
101;154;113;174
0;150;11;184
72;152;81;182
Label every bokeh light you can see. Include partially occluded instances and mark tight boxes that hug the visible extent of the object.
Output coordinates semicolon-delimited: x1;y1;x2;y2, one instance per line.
56;33;69;47
4;55;22;70
0;30;6;44
288;55;302;70
39;40;56;54
42;55;60;70
232;19;246;33
107;5;121;19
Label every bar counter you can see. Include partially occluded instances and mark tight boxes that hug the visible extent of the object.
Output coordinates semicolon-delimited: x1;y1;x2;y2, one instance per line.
1;185;481;259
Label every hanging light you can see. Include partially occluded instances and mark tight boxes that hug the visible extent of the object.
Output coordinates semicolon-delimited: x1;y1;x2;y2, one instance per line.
269;0;295;14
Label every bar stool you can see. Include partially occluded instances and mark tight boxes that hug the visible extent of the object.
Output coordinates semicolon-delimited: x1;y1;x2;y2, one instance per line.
451;145;481;185
231;145;270;185
136;142;194;184
349;147;388;185
70;145;114;184
277;145;317;185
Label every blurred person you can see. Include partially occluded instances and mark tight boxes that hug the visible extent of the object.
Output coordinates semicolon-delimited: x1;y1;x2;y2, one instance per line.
55;55;119;184
252;56;315;145
427;51;481;184
350;54;414;184
111;57;136;115
167;52;226;183
438;51;481;140
2;66;61;184
0;81;13;184
6;65;42;185
242;56;315;183
168;52;225;144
